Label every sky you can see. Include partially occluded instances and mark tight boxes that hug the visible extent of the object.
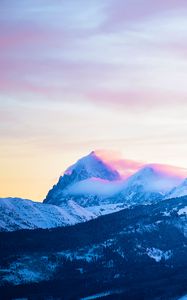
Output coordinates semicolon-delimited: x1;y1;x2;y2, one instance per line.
1;0;187;200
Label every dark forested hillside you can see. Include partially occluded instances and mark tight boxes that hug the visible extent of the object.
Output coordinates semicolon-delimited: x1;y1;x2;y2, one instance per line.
1;196;187;300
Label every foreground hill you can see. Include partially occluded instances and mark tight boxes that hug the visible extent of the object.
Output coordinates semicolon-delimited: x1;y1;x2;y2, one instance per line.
0;197;95;231
1;196;187;299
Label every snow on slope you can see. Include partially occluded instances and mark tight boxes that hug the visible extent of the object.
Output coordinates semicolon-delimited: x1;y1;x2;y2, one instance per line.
44;151;186;208
124;165;183;193
118;165;184;204
44;151;121;206
0;198;95;232
178;207;187;215
64;151;120;181
178;296;187;300
87;203;128;216
0;198;129;232
2;153;187;232
146;248;172;262
166;178;187;199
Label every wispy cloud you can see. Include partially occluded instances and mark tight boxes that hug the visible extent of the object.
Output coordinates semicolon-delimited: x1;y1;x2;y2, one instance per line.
1;0;187;199
1;0;187;105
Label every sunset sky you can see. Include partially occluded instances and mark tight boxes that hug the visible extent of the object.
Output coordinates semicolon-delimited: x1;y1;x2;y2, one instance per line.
1;0;187;200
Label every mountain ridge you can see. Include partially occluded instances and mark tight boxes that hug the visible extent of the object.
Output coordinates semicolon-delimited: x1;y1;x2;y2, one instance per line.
44;151;121;205
44;153;186;208
1;151;187;232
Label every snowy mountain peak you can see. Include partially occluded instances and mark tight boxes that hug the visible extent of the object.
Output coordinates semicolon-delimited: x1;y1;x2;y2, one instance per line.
44;151;120;205
126;166;161;186
64;151;120;181
166;178;187;199
132;166;158;180
123;164;184;196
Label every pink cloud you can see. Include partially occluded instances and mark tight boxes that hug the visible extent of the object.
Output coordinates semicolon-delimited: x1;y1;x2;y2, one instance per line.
87;89;187;109
95;149;144;177
95;150;187;179
146;163;187;179
0;0;186;110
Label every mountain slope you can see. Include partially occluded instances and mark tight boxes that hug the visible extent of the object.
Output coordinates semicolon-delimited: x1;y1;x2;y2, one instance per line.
64;151;120;181
0;197;128;232
166;178;187;199
117;164;184;205
1;153;186;232
44;151;121;206
0;198;95;231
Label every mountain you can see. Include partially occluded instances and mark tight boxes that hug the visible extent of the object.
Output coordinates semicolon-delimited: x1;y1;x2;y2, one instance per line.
118;164;184;205
64;151;120;181
1;152;187;299
44;151;121;206
44;153;184;208
0;197;128;232
1;195;187;299
0;197;95;232
1;153;185;232
166;178;187;199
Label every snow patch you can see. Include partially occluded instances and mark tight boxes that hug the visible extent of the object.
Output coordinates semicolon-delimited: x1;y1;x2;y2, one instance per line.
87;203;127;216
178;207;187;216
81;289;123;300
146;248;172;262
166;178;187;199
178;295;187;300
3;268;43;285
